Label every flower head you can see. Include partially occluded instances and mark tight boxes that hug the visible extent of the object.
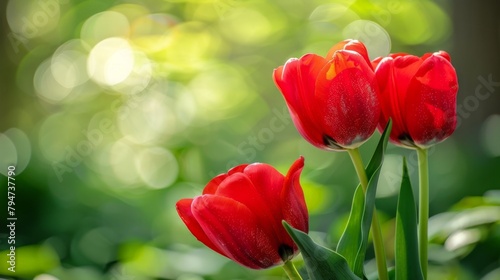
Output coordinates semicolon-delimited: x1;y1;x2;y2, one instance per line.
176;157;308;269
273;39;380;150
373;51;458;148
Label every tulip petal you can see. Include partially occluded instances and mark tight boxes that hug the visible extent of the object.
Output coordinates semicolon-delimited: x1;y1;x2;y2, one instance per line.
242;163;284;214
371;56;384;70
375;53;424;146
375;57;410;144
405;53;458;147
175;199;228;257
325;39;350;59
391;54;423;101
326;39;371;66
203;164;249;194
281;157;308;238
274;55;324;109
273;54;328;148
214;172;282;250
315;50;379;148
434;50;451;62
203;174;227;194
192;195;282;269
228;164;249;174
241;163;301;251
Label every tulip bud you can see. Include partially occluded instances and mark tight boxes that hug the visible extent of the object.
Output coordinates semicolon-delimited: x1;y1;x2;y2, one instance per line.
273;39;380;151
373;51;458;148
176;157;308;269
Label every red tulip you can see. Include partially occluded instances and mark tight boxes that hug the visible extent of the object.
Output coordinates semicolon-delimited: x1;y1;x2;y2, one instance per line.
176;157;308;269
373;51;458;148
273;39;380;150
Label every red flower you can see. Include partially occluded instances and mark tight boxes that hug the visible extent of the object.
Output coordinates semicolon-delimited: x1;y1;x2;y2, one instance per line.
373;51;458;148
176;157;308;269
273;39;380;150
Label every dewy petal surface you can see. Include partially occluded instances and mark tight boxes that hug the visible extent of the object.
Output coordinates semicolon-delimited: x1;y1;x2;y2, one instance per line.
214;172;281;250
405;53;458;147
391;54;422;109
316;51;379;148
273;39;380;150
192;195;282;269
242;163;285;228
374;51;458;148
176;157;308;270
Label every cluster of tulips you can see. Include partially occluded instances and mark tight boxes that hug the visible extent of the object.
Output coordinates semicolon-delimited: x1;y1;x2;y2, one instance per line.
176;39;458;279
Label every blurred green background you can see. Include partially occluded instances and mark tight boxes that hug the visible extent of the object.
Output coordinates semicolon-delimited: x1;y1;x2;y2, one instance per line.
1;0;499;279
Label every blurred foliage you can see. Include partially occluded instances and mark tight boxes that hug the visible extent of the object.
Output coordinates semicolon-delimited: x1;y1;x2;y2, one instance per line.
0;0;499;279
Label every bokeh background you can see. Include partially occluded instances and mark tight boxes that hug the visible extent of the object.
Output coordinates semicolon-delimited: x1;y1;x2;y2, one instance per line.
1;0;499;279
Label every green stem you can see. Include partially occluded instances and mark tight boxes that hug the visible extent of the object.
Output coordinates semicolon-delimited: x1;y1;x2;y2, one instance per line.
348;148;369;192
348;148;388;280
417;148;429;279
282;260;302;280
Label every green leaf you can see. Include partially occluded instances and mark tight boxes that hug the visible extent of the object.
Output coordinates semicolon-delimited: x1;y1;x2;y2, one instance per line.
336;120;392;277
365;120;393;180
395;158;423;280
335;184;365;274
283;221;361;280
